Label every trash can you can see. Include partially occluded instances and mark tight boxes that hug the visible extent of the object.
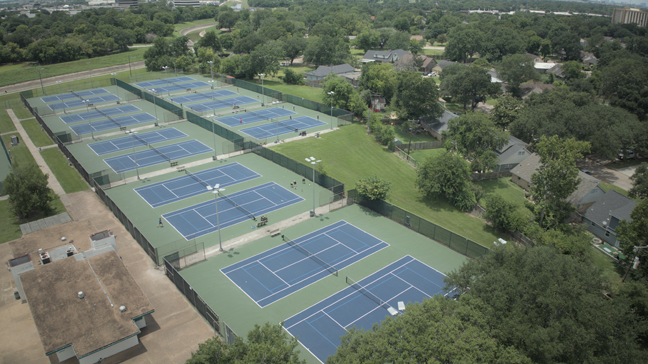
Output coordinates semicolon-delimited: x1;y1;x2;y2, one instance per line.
14;291;20;300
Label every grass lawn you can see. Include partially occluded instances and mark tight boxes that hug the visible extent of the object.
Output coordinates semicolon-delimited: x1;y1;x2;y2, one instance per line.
40;148;89;194
474;177;527;208
2;133;37;167
0;48;148;88
273;123;504;247
173;19;218;36
422;48;444;56
408;148;446;164
0;192;67;244
263;80;324;103
599;182;641;203
21;119;54;148
390;124;438;143
12;107;33;119
0;109;16;132
589;246;623;285
186;27;220;42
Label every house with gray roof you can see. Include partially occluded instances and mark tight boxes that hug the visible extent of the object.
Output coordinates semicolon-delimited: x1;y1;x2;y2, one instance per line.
583;190;638;247
495;135;530;170
432;60;459;74
361;49;411;64
421;110;459;140
305;64;356;81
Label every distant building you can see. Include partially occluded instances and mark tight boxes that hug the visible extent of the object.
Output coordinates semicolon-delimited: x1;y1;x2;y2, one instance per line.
612;7;648;27
361;49;411;64
584;190;638;247
117;0;138;9
421;110;459;140
173;0;201;8
305;64;355;82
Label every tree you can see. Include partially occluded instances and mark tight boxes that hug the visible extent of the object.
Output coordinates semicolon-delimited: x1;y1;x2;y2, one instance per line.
187;322;305;364
282;68;302;85
282;36;307;65
530;136;590;228
482;27;527;62
498;54;539;97
218;11;238;31
355;175;391;200
489;96;522;130
196;30;222;53
358;62;396;103
446;245;646;364
435;34;448;44
539;39;552;59
238;40;284;78
617;198;648;280
408;39;422;55
391;71;443;121
599;58;648;120
561;61;584;81
483;194;526;232
445;26;485;62
322;74;367;117
440;64;501;111
384;31;409;50
416;151;476;211
3;163;54;219
355;28;379;53
442;112;508;173
629;163;648;199
303;36;350;66
328;295;532;364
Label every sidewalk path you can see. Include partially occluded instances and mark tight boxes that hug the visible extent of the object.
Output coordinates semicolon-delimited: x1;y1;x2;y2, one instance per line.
6;109;65;196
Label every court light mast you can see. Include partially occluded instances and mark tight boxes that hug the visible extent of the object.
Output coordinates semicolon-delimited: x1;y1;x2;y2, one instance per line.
327;91;334;130
127;130;140;180
111;73;119;102
208;80;217;160
84;99;94;140
162;66;170;96
206;184;225;251
87;62;94;88
151;88;159;126
258;73;265;106
55;81;65;113
208;60;214;82
38;68;46;95
305;156;321;217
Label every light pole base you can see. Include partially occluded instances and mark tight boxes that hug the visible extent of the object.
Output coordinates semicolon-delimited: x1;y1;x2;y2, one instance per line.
310;211;315;217
212;155;218;161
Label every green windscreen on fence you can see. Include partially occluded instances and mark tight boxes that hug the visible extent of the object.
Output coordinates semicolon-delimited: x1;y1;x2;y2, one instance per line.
347;189;489;259
115;78;142;99
186;111;245;143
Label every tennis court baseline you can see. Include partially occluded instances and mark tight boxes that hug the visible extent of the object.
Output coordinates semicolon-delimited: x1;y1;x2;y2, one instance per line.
70;113;156;135
88;128;188;155
148;81;211;94
240;117;326;139
103;139;212;172
170;90;237;104
284;255;450;363
134;76;195;88
41;88;109;103
163;182;304;240
60;105;141;124
187;96;258;113
222;220;389;308
49;95;120;111
217;107;296;126
134;162;261;208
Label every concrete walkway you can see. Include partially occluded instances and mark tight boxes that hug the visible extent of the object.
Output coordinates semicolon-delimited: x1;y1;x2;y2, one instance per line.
6;109;65;196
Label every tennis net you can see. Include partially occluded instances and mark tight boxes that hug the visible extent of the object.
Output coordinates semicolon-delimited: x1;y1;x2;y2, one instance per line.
185;169;210;188
70;90;84;100
246;109;270;121
132;133;148;146
284;235;338;276
95;107;122;128
218;190;256;220
276;119;297;132
149;144;170;161
346;276;390;309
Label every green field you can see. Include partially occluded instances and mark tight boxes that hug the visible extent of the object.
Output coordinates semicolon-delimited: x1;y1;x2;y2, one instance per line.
589;246;623;284
21;119;54;148
0;109;16;132
408;147;446;164
273;123;504;247
186;26;221;42
390;124;438;143
40;148;89;194
174;19;219;37
264;80;324;103
474;177;527;208
0;48;148;88
12;107;33;119
1;133;36;167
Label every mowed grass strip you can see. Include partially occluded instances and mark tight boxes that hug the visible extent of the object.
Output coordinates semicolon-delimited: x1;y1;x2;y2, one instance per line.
40;148;89;194
21;119;54;147
0;109;17;132
12;107;33;120
273;123;503;247
264;80;324;103
1;133;37;167
0;192;67;244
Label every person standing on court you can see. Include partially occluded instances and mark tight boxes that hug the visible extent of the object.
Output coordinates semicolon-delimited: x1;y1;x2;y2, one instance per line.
158;218;163;228
240;118;242;124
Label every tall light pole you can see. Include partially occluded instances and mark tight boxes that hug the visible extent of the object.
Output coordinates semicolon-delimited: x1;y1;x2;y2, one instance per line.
38;68;45;95
56;81;65;113
173;52;177;76
258;74;265;106
623;245;648;282
208;61;214;82
206;184;225;251
209;80;217;160
129;56;137;80
151;88;159;126
127;130;140;180
162;66;170;95
87;62;93;88
111;73;119;102
407;124;413;161
305;156;321;216
84;99;94;140
327;91;334;130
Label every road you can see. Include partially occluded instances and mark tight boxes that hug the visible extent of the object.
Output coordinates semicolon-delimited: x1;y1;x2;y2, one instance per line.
0;61;146;95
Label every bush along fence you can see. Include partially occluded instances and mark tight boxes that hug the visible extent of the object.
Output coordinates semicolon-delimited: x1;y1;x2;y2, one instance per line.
347;189;489;259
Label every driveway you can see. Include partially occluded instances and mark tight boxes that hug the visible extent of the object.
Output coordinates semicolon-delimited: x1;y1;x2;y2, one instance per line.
577;159;633;191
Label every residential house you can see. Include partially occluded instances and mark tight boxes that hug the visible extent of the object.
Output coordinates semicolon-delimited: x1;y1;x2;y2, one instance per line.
495;135;531;170
583;190;638;247
421;110;459;140
305;64;356;82
548;63;564;78
370;96;386;112
510;153;606;213
341;72;362;89
534;62;557;74
362;49;411;64
422;56;437;73
525;53;543;63
581;51;598;67
519;83;555;98
432;60;458;74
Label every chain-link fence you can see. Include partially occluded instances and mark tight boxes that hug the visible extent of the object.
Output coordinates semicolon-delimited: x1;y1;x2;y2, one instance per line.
347;189;489;259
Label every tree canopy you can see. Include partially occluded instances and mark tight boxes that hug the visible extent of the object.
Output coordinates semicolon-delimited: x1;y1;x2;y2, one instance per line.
416;151;476;211
3;162;54;219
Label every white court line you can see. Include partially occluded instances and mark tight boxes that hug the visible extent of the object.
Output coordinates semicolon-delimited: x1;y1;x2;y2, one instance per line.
389;272;433;298
258;261;290;287
324;234;358;254
323;311;347;332
275;242;341;274
344;286;413;328
162;184;180;198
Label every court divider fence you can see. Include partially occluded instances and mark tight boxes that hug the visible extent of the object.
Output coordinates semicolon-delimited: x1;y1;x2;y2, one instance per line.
347;189;489;259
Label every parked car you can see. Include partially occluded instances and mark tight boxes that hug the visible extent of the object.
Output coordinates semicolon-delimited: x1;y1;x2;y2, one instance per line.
618;149;636;160
580;169;592;175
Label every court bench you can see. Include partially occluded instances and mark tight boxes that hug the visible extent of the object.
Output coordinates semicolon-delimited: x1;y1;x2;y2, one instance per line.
269;228;281;237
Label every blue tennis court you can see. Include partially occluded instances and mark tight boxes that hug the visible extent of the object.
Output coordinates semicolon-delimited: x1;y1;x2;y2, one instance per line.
240;117;326;139
169;90;237;104
41;88;109;103
134;162;261;208
49;95;120;111
134;76;195;88
60;105;140;124
284;255;452;363
217;107;296;126
187;96;258;113
88;128;187;155
70;113;156;135
222;221;389;308
163;182;304;240
103;139;212;173
148;81;211;93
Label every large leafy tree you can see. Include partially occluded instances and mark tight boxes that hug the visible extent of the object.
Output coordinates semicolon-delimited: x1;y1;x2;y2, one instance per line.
358;62;396;103
629;163;648;199
497;54;539;97
391;71;443;121
3;163;54;219
489;96;522;130
355;174;391;201
445;25;485;62
322;74;367;117
354;28;380;53
530;136;590;228
303;36;350;66
416;151;475;211
446;245;646;364
599;58;648;120
483;194;527;233
440;64;501;110
617;198;648;281
442;112;509;173
196;30;222;53
282;36;307;65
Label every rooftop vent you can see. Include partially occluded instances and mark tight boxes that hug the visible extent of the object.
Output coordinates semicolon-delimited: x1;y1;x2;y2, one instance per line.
119;305;127;313
78;291;84;299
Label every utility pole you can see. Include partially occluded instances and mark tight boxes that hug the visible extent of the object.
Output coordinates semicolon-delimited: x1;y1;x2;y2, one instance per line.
406;119;415;161
623;245;648;282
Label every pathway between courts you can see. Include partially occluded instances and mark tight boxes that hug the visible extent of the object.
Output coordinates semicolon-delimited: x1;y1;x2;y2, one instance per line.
6;109;65;196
